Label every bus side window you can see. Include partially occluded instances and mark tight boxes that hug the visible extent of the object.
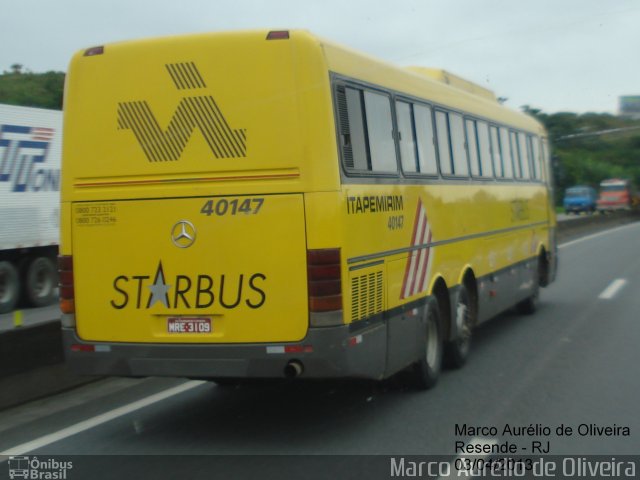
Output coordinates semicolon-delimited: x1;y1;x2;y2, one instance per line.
396;101;418;173
541;138;550;184
465;119;481;177
499;127;514;179
490;125;503;178
477;121;494;178
414;104;438;175
363;91;398;173
435;110;453;175
339;86;369;171
510;131;522;179
449;112;468;177
337;86;397;174
518;132;531;180
530;135;541;180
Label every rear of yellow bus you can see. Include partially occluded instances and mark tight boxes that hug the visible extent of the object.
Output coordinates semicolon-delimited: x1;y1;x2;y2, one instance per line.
60;30;377;380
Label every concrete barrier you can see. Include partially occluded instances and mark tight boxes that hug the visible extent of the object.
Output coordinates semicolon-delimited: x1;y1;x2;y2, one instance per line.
0;320;63;377
0;320;102;411
557;210;640;242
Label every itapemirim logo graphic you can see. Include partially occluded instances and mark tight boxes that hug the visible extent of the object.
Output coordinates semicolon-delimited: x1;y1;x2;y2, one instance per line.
7;456;73;479
117;62;247;162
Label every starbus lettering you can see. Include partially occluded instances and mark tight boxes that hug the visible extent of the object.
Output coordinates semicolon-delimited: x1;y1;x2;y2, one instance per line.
0;124;60;192
110;261;266;310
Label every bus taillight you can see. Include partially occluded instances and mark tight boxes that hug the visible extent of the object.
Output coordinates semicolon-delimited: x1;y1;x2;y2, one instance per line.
307;248;343;327
58;255;75;315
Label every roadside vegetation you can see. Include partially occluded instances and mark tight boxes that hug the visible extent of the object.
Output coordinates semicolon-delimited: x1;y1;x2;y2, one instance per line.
523;107;640;204
0;65;64;110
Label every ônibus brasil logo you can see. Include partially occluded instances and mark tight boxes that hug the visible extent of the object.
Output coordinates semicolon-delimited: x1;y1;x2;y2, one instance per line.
7;456;72;479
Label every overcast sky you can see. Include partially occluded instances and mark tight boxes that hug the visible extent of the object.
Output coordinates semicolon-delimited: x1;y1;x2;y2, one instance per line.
2;0;638;114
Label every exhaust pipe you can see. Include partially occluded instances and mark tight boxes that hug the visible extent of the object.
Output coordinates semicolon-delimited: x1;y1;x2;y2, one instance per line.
284;360;304;378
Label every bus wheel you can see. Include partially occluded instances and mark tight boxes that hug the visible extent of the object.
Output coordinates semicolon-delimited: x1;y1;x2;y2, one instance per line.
0;261;20;314
445;284;473;368
24;256;57;308
516;291;538;315
412;298;443;390
516;259;541;315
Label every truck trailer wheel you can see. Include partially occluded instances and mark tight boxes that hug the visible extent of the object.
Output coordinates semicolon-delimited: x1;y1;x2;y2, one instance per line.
24;256;57;308
0;260;20;314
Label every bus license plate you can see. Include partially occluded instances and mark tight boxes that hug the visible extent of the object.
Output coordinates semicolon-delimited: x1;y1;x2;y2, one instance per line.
167;317;212;334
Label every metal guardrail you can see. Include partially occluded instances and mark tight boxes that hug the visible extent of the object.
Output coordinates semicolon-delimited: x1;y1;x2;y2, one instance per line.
556;210;640;242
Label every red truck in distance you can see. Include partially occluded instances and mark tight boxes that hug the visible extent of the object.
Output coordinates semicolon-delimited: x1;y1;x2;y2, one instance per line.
596;178;639;213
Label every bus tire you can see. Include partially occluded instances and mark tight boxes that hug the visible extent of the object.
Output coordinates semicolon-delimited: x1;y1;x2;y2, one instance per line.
516;258;541;315
516;293;538;315
24;256;57;308
411;297;443;390
0;260;20;314
445;284;473;369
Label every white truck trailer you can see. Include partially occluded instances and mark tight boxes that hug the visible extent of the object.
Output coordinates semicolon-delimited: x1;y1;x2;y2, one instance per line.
0;104;61;313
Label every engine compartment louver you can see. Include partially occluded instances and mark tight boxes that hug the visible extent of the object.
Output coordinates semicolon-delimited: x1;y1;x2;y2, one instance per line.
351;270;383;321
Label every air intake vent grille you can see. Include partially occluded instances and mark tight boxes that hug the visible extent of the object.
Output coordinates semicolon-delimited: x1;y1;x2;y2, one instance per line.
351;271;383;321
335;86;354;168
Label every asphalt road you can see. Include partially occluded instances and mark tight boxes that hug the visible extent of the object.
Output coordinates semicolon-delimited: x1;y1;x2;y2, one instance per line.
1;223;639;477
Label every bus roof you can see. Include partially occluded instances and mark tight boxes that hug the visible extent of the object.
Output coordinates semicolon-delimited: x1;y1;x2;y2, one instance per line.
404;67;498;102
309;30;544;135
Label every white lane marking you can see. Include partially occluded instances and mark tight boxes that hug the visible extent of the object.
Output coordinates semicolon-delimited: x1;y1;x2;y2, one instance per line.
598;278;628;300
0;380;205;456
438;437;498;480
559;222;640;249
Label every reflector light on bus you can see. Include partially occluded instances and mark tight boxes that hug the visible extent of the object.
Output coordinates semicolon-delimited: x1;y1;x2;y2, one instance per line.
309;296;342;312
58;255;75;314
83;46;105;56
284;345;314;354
266;31;290;40
71;344;95;353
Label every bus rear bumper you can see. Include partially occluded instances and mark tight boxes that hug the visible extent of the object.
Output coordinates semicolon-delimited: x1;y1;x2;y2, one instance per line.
62;323;387;381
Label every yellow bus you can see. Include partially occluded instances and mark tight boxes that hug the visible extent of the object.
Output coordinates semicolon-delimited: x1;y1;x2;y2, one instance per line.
60;29;557;388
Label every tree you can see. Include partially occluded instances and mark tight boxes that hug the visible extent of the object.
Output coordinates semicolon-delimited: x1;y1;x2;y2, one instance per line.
0;67;65;109
522;107;640;202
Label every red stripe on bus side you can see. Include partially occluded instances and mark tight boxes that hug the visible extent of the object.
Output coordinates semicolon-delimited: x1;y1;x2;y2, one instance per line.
417;229;432;294
408;209;428;296
401;199;424;299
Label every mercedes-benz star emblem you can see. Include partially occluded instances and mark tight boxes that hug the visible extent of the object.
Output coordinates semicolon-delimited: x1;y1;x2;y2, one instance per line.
171;220;197;248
